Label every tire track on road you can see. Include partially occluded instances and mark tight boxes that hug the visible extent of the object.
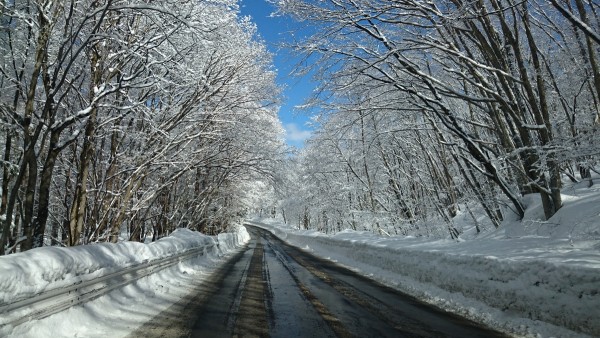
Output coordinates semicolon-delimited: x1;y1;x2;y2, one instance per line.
233;241;269;338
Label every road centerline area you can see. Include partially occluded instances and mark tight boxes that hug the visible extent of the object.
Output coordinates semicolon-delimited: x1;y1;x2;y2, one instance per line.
261;236;340;338
130;225;507;338
232;241;269;337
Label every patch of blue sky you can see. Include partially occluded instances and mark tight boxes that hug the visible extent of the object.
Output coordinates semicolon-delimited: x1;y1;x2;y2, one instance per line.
239;0;316;148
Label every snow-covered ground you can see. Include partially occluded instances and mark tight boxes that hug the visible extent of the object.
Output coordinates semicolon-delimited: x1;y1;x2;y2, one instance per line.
1;181;598;337
0;226;250;337
249;181;600;338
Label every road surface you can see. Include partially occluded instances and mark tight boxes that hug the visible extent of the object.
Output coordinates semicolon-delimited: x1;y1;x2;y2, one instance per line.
130;225;506;337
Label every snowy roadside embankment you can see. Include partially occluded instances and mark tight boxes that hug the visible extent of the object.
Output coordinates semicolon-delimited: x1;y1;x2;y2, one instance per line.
0;226;250;337
248;220;600;337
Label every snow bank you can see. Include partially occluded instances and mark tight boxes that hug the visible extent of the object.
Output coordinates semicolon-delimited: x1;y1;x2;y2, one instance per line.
0;225;251;338
249;221;600;337
217;226;250;254
248;178;600;337
0;228;218;306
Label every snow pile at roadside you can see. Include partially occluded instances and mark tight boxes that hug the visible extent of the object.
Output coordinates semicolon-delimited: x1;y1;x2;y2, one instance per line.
248;187;600;337
0;228;212;305
0;225;250;337
217;226;251;253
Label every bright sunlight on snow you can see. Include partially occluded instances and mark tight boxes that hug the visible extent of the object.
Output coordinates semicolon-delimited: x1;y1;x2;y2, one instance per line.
0;226;250;337
249;179;600;338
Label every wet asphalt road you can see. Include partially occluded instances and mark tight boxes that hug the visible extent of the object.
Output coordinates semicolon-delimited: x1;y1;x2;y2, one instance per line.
131;225;506;338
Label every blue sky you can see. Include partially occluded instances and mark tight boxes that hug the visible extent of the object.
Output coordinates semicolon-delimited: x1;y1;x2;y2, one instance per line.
239;1;314;148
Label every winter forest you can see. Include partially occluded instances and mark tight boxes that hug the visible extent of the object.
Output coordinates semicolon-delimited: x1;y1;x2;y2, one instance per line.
0;0;284;254
1;0;600;255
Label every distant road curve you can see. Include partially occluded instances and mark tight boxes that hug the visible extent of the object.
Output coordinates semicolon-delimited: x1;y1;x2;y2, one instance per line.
130;225;507;337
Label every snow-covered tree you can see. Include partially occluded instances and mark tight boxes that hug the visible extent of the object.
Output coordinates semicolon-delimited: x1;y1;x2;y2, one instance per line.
272;0;600;236
0;0;285;253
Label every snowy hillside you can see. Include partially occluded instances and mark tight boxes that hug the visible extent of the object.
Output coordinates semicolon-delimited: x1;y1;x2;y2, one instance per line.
249;182;600;337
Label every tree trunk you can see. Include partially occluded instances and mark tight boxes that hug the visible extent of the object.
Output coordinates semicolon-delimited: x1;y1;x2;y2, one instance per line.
109;173;144;243
30;130;63;248
1;9;53;253
68;106;97;246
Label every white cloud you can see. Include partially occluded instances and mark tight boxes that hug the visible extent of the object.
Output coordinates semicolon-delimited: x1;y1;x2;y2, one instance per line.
284;123;312;143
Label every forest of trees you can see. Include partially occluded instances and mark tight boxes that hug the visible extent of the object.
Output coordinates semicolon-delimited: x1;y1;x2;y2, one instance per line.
2;0;600;255
271;0;600;237
0;0;285;254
